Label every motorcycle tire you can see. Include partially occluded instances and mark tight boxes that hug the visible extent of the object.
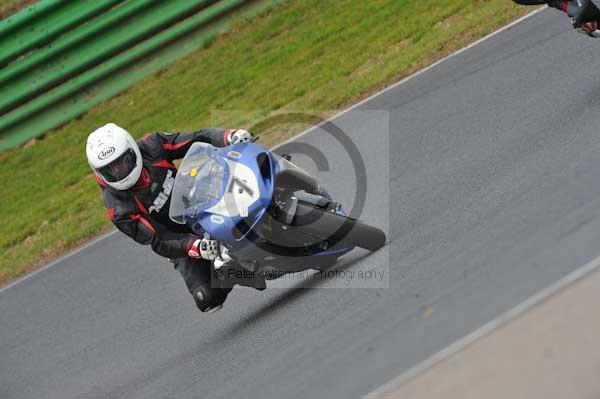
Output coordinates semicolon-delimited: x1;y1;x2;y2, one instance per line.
291;203;386;252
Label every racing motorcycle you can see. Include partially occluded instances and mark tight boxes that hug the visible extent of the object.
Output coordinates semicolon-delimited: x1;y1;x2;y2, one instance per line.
169;140;386;288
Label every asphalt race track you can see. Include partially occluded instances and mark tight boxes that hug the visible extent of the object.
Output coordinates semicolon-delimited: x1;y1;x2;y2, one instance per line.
3;8;600;399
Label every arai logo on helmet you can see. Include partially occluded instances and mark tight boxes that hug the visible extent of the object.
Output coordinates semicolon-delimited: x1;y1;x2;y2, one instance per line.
98;147;116;160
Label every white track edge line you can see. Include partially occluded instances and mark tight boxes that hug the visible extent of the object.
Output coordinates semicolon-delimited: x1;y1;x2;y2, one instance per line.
363;253;600;399
0;231;118;293
274;6;547;148
1;6;546;293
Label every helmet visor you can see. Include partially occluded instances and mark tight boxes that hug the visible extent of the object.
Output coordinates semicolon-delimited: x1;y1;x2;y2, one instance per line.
97;148;137;182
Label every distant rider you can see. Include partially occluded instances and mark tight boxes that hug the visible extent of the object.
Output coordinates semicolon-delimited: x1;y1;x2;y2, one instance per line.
86;123;253;313
513;0;600;33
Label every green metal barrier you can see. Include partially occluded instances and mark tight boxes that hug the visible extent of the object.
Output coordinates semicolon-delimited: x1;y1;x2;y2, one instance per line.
0;0;216;114
0;0;277;152
0;0;245;134
0;0;63;36
0;0;125;66
0;0;151;84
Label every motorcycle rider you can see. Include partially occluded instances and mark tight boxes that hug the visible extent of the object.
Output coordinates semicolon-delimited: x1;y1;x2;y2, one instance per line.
513;0;600;33
86;123;253;313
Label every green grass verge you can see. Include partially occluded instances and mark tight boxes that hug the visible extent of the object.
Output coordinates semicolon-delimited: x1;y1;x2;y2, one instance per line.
0;0;534;284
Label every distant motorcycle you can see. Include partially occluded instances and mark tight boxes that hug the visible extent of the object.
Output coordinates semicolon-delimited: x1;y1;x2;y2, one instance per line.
535;0;600;37
169;141;386;288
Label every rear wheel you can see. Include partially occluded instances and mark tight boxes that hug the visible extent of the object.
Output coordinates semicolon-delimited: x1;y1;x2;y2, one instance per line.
291;203;386;252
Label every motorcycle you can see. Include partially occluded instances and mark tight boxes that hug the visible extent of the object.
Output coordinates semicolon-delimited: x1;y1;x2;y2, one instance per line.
169;140;386;289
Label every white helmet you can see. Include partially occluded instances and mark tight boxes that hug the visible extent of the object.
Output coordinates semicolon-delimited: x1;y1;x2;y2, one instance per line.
86;123;142;190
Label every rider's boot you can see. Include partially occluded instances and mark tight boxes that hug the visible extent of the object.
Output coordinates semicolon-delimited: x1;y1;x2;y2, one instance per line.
192;284;232;313
172;257;232;313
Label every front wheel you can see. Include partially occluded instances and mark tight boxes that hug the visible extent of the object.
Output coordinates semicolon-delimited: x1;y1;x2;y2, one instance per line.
291;203;386;252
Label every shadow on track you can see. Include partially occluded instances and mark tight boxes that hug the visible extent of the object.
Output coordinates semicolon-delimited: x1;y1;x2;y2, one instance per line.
99;251;380;398
209;251;374;344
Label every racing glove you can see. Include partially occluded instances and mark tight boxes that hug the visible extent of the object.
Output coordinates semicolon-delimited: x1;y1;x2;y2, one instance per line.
188;236;219;260
214;246;232;269
226;129;253;145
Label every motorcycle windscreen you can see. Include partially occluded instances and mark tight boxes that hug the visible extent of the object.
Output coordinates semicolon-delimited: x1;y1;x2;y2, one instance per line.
169;143;228;224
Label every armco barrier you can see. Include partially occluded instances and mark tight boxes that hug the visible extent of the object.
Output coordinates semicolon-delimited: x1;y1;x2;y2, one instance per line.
0;0;216;114
0;0;280;152
0;0;125;67
0;0;152;85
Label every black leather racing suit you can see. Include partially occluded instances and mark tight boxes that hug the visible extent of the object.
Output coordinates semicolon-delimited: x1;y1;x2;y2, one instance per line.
97;128;235;311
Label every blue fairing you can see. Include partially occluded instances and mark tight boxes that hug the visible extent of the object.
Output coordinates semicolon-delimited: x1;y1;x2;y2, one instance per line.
170;141;354;258
191;143;274;243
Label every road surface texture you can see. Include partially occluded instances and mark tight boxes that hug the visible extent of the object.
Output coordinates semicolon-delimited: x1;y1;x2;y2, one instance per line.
3;8;600;399
384;266;600;399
